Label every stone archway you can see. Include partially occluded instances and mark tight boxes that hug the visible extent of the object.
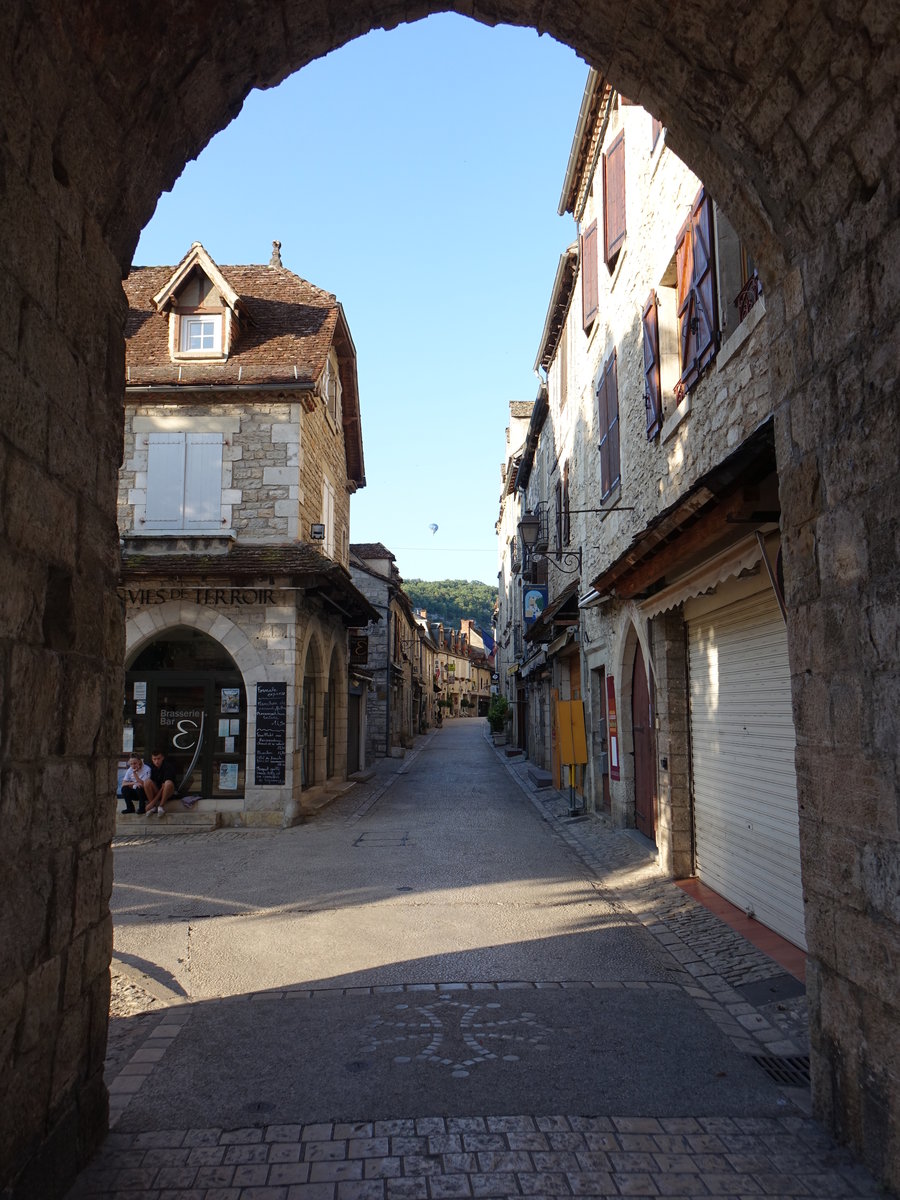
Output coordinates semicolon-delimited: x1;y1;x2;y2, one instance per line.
1;5;897;1195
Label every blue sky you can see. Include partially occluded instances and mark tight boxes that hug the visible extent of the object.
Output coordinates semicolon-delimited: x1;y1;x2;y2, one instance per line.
135;16;587;587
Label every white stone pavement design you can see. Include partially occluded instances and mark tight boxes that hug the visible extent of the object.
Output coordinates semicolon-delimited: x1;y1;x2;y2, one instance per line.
67;734;894;1199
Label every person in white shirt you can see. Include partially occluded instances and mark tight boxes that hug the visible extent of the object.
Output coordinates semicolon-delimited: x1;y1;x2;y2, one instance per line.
120;755;151;814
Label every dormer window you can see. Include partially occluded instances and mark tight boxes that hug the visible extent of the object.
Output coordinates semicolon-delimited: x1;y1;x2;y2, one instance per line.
180;313;223;354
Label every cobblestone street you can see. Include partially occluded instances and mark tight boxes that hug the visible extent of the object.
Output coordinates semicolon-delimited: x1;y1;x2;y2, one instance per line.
74;722;891;1199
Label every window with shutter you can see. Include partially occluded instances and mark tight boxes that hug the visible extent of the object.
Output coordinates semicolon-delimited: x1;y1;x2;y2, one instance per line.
555;479;563;560
322;477;336;559
642;291;662;439
563;462;571;545
581;221;598;330
596;351;620;500
603;130;626;267
676;189;719;391
145;432;223;529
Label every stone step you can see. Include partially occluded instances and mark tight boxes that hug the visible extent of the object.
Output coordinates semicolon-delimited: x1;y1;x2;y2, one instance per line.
115;809;221;835
528;766;553;790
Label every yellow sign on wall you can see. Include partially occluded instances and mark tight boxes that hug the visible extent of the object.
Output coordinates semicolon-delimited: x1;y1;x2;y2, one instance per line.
556;699;588;765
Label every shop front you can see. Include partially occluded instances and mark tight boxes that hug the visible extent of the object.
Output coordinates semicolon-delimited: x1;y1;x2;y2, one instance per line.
124;627;247;800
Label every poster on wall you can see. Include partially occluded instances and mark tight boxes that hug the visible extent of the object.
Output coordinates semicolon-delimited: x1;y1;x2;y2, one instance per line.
523;586;547;626
219;762;239;791
221;688;240;714
606;675;620;781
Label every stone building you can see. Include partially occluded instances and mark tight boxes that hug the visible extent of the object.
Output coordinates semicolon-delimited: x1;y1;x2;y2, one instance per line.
117;242;377;826
1;5;897;1197
349;543;434;757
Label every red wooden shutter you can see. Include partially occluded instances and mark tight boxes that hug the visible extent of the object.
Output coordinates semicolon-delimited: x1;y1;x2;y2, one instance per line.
603;130;626;265
642;290;662;438
676;189;719;392
597;351;620;499
581;221;598;330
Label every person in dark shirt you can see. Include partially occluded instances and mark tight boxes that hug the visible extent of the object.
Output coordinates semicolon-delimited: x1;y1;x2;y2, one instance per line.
146;748;178;815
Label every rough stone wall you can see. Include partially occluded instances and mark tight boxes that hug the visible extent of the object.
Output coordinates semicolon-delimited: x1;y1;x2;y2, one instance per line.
1;2;897;1195
348;566;390;759
300;402;352;567
118;397;349;549
650;609;692;879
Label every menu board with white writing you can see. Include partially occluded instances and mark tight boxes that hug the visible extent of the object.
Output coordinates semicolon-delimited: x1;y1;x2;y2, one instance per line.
254;682;287;785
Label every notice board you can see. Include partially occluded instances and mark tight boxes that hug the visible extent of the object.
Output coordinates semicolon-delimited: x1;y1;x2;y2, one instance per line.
254;682;286;785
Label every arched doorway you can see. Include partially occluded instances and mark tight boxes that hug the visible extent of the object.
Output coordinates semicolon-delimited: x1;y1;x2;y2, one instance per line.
125;627;247;799
631;641;656;841
301;640;321;789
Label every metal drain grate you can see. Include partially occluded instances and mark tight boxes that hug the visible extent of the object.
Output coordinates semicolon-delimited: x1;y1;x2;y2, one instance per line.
753;1054;811;1087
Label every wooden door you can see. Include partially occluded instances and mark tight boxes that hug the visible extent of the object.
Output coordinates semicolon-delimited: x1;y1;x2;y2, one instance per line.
631;642;656;840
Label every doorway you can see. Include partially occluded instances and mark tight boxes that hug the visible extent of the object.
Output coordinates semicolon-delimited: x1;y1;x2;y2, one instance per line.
631;641;656;840
125;627;246;798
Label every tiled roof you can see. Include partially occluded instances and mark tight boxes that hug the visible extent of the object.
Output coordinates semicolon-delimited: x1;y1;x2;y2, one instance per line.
120;542;379;624
123;245;366;487
124;260;338;388
350;543;396;560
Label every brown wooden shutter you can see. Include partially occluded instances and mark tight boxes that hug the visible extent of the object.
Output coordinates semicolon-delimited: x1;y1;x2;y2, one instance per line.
676;189;719;392
642;290;662;438
581;221;598;330
597;351;620;500
555;479;563;559
597;367;610;498
603;130;626;265
563;462;570;545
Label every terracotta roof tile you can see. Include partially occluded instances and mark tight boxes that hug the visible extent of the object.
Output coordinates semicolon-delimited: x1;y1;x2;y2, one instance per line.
124;262;338;387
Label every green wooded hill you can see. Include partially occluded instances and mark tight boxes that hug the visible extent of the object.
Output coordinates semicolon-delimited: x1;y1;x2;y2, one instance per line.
404;579;497;631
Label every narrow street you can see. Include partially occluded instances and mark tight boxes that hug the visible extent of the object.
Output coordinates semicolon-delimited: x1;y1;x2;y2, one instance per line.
70;722;887;1199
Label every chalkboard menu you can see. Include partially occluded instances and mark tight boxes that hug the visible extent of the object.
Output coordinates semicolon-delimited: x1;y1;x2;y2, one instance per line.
254;682;287;785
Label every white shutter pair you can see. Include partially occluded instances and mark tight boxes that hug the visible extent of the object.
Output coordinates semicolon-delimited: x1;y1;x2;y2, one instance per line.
145;433;223;529
322;478;336;558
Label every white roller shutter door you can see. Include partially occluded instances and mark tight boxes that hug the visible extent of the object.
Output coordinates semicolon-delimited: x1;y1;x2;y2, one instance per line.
686;579;806;949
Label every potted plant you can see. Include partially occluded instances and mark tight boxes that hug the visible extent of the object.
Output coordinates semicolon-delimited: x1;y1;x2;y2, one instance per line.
487;695;510;744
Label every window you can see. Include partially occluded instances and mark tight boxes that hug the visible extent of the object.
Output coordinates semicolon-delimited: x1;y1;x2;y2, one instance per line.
322;351;342;426
603;130;626;267
179;314;222;354
642;291;662;439
559;326;568;411
145;433;223;530
322;476;336;559
596;350;620;500
676;189;719;392
581;220;598;331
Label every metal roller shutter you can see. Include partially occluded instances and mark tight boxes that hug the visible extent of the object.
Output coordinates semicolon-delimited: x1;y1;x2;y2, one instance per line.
686;581;806;949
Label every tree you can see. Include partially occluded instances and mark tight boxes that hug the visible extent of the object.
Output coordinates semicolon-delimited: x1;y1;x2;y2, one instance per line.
404;579;497;629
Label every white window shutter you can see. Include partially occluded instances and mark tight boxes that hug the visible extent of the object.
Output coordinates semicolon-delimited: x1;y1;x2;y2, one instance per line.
146;434;186;526
184;434;223;527
323;478;335;558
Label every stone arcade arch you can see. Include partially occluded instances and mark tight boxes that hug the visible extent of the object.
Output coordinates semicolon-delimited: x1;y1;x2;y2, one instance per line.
1;5;897;1195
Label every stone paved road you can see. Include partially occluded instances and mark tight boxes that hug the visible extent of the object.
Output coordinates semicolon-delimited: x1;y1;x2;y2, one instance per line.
68;720;893;1199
